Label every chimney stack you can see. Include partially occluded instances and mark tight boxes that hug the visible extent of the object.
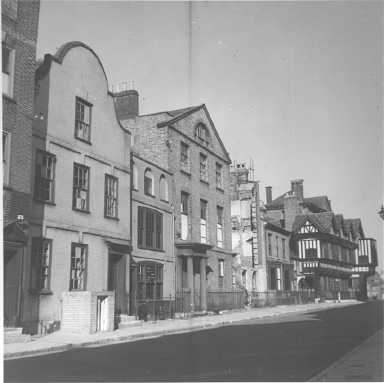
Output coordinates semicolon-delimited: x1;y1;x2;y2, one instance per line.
291;179;304;201
113;89;139;120
265;186;272;204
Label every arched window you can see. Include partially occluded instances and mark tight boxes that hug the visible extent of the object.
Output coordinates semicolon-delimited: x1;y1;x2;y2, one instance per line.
159;175;168;202
144;168;154;196
132;163;138;190
137;262;163;300
194;123;210;146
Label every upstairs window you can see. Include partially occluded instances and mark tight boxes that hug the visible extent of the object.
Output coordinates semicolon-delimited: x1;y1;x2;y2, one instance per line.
3;131;11;185
73;163;90;212
34;150;56;203
180;142;190;173
138;206;163;251
267;233;272;257
195;123;210;146
159;175;168;202
200;199;208;243
105;175;118;218
180;191;189;240
75;97;92;143
144;168;154;196
199;153;208;182
217;206;224;248
2;44;14;97
216;163;223;189
282;238;286;258
70;243;87;291
132;163;138;190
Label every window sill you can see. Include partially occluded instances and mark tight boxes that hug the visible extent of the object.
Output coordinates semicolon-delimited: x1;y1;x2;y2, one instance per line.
2;94;16;104
3;184;13;191
200;179;209;186
75;136;92;145
144;193;156;199
105;215;119;221
34;198;56;206
137;246;165;253
132;187;139;192
160;199;169;204
29;288;53;295
216;187;224;193
180;169;191;177
72;207;91;214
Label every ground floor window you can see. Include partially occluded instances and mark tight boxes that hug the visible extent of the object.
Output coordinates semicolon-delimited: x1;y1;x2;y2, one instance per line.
284;269;290;291
70;243;88;290
137;262;163;299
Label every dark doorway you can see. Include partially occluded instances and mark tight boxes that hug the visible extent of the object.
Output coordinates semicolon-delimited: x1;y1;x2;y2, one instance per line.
4;249;21;327
108;252;127;314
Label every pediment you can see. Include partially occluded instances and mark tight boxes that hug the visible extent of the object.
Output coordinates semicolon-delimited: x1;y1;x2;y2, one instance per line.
172;105;231;163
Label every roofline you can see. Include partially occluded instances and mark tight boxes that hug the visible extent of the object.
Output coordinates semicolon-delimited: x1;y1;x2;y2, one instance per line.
157;104;232;163
157;105;204;127
36;41;131;136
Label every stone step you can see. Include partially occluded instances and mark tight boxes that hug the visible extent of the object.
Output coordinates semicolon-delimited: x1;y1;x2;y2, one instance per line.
119;315;138;324
4;328;31;344
4;327;23;336
118;320;143;329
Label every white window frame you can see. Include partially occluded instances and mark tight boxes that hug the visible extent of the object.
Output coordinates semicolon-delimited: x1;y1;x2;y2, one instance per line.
2;44;15;98
181;191;189;240
216;206;224;248
200;199;208;243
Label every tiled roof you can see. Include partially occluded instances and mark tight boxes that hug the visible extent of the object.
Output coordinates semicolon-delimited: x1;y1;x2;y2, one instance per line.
266;193;331;213
304;196;332;212
292;212;334;233
333;214;344;232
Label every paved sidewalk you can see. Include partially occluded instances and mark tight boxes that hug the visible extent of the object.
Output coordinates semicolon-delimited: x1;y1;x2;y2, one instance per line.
310;328;384;381
4;300;360;360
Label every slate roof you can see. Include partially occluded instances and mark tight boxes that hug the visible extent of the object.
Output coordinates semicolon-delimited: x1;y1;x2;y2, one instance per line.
292;212;334;233
265;193;332;213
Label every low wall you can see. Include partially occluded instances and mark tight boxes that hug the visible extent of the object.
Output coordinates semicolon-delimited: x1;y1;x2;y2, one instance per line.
61;291;115;334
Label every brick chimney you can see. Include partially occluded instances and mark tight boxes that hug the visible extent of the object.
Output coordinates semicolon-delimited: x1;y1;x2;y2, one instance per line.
113;89;139;120
291;179;304;201
265;186;272;204
283;194;301;231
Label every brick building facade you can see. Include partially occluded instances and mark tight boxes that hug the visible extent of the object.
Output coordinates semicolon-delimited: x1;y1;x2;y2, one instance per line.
117;95;234;312
2;0;40;330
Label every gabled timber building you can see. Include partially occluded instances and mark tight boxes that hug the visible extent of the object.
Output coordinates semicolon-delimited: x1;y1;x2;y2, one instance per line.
265;179;377;299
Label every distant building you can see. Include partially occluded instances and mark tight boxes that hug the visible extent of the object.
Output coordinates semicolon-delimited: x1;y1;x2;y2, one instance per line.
230;162;266;292
2;0;40;331
265;180;377;299
31;42;131;333
264;222;292;291
116;93;233;312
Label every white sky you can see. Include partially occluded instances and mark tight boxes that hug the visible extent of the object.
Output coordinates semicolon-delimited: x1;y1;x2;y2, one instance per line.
37;1;383;271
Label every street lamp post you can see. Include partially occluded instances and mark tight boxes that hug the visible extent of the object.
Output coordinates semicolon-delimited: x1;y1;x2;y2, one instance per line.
378;205;384;220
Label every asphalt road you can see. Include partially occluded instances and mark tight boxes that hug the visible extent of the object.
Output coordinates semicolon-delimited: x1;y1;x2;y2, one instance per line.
5;301;384;382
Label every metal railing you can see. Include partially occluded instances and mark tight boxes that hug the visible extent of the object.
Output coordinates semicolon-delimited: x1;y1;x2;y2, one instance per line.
249;289;316;307
207;290;246;312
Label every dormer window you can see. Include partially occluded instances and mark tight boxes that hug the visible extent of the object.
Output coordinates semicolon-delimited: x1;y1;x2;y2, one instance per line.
195;123;210;146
